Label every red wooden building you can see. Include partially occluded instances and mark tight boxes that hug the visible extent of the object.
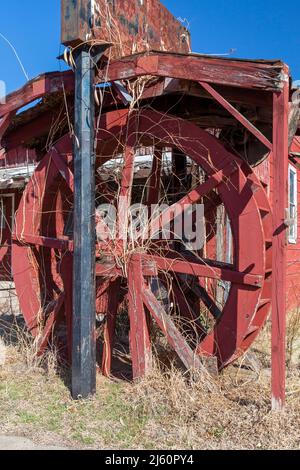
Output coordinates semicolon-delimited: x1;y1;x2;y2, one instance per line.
0;0;297;407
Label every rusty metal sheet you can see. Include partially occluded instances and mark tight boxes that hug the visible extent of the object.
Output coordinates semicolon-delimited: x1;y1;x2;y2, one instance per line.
61;0;190;56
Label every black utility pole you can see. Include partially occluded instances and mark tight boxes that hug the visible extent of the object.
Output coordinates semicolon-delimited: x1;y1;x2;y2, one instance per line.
61;0;109;400
72;44;107;399
72;45;97;399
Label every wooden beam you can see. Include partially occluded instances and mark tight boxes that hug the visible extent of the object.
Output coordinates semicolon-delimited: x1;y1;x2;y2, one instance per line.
98;52;286;92
271;71;289;411
37;293;65;356
12;233;72;251
0;71;74;118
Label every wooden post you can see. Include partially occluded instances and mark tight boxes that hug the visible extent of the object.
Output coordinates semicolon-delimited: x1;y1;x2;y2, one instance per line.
271;69;289;411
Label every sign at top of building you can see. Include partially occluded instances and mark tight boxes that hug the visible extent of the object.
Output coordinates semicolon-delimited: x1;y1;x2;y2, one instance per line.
61;0;191;57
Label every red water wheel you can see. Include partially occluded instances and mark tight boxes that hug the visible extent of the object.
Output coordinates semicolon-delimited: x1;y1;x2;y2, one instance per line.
12;109;272;377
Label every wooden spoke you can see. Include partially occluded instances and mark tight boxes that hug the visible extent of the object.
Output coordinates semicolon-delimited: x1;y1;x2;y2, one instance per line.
142;285;203;371
12;233;72;251
96;278;115;298
12;107;272;379
149;161;237;238
137;253;263;287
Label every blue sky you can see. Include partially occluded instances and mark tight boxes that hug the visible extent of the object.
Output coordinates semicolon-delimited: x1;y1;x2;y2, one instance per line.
0;0;298;94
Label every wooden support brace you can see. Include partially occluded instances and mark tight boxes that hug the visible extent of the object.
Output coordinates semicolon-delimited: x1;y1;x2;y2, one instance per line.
199;81;273;151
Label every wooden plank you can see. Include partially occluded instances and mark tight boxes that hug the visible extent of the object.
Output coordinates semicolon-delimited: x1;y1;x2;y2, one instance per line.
61;0;190;55
98;52;286;92
288;102;300;148
271;71;289;411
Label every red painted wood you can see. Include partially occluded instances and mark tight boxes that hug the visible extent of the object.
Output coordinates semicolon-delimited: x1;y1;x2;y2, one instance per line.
12;234;71;251
58;253;73;361
98;52;285;92
137;253;263;287
61;0;190;54
0;146;37;169
171;281;206;337
50;150;74;192
290;136;300;155
271;75;289;411
127;258;152;379
284;154;300;313
0;71;74;119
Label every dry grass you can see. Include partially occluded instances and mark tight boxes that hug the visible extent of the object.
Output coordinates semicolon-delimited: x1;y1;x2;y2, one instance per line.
0;315;300;450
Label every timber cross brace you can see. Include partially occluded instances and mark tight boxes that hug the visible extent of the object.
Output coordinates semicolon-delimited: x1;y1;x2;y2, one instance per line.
0;0;295;409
